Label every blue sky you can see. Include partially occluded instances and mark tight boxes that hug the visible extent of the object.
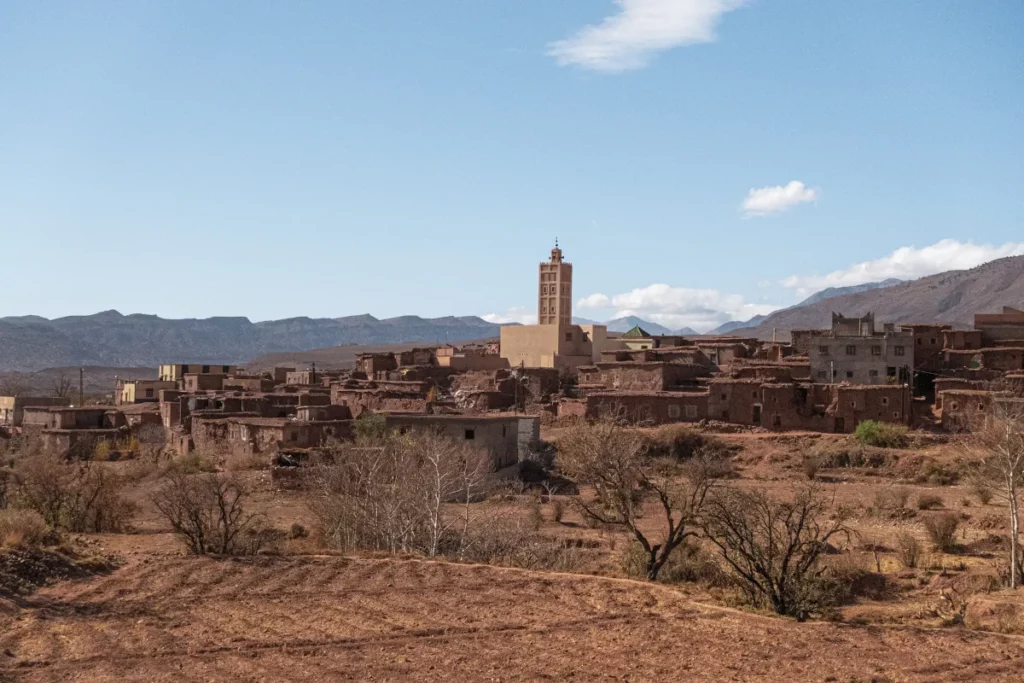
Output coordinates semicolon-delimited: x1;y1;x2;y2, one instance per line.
1;1;1021;331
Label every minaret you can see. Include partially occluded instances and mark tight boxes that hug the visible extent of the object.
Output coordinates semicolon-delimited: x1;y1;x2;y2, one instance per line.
538;240;572;326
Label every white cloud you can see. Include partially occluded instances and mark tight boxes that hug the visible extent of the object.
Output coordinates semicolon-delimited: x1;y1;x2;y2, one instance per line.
781;239;1024;298
576;284;780;332
482;307;537;325
741;180;818;217
549;0;748;73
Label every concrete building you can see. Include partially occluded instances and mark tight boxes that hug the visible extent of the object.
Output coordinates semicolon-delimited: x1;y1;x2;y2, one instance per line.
158;364;237;382
807;313;914;386
116;379;177;405
382;414;540;470
538;243;572;325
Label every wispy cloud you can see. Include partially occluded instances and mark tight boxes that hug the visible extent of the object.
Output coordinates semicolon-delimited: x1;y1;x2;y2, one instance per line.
482;307;537;325
741;180;818;218
781;239;1024;297
576;284;779;332
549;0;748;73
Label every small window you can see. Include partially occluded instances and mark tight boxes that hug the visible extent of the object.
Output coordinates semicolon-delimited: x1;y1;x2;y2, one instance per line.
667;405;681;418
502;426;507;437
720;393;727;400
565;332;573;342
930;338;936;345
752;391;758;398
181;364;189;373
202;365;210;373
685;405;698;418
917;338;923;345
817;371;827;380
950;402;959;410
223;365;230;373
464;429;475;440
145;389;154;398
818;346;830;356
871;345;881;356
893;412;901;419
887;366;897;378
846;371;854;379
881;397;888;405
894;346;905;356
869;370;879;378
846;345;856;356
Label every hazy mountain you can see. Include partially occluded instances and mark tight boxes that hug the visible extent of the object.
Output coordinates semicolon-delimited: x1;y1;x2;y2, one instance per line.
603;316;673;335
733;256;1024;340
708;315;768;335
797;278;903;306
0;312;501;372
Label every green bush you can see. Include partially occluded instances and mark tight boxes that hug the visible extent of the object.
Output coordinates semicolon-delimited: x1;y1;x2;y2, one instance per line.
854;421;909;449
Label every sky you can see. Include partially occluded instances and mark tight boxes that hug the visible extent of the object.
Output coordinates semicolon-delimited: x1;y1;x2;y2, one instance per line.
1;1;1022;332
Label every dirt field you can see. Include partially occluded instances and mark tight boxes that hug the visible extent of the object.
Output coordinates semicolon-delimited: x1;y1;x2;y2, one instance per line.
2;555;1023;682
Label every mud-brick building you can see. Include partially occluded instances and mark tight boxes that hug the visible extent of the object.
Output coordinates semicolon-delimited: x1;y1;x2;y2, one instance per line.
190;416;354;458
579;391;708;425
939;391;1024;432
382;414;540;470
579;361;707;392
0;396;71;426
807;313;914;386
707;379;764;426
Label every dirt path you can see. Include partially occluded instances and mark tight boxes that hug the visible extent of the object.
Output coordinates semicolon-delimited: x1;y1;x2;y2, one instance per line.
1;555;1022;682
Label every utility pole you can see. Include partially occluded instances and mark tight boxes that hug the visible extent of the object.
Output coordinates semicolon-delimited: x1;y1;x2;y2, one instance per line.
311;361;316;385
79;368;84;406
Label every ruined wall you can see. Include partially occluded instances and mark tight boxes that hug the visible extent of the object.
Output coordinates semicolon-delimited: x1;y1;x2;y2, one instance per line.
584;391;708;425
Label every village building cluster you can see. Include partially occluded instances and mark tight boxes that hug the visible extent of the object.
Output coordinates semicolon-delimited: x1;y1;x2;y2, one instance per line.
2;246;1023;466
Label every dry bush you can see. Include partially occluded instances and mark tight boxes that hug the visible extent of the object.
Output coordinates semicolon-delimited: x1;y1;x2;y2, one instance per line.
854;421;909;449
558;419;723;581
873;486;911;511
551;499;565;523
917;493;944;510
802;456;821;481
173;452;218;474
810;443;890;469
457;514;583;572
970;482;994;505
225;451;268;472
701;486;851;620
0;509;49;548
923;512;961;553
13;456;135;533
645;425;731;462
289;522;309;539
896;532;923;568
621;539;729;587
151;467;263;555
309;431;490;557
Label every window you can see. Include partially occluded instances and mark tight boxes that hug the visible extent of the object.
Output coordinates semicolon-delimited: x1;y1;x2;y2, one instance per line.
223;365;230;373
817;371;827;380
720;393;727;400
202;365;210;373
887;366;897;378
464;429;475;440
846;345;856;356
881;397;888;405
930;338;937;345
502;426;507;437
893;412;901;419
818;346;830;356
917;338;922;345
667;405;681;419
846;371;854;379
685;405;698;418
869;370;879;378
871;345;881;356
752;391;758;398
950;402;959;410
894;346;905;356
145;389;153;398
181;364;189;373
565;332;573;342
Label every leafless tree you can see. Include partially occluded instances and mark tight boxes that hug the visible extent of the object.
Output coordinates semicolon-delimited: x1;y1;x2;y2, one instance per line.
701;486;850;619
0;375;33;398
967;400;1024;588
51;372;74;398
557;419;721;581
13;455;134;532
309;431;489;557
151;468;261;555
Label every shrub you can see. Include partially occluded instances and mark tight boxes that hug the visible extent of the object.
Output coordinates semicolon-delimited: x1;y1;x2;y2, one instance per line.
855;421;909;449
289;522;309;539
896;532;922;568
13;456;135;533
0;509;49;548
970;482;994;505
174;453;217;474
802;456;821;481
923;513;960;553
551;499;565;523
917;493;943;510
622;540;730;587
645;425;731;462
873;486;911;510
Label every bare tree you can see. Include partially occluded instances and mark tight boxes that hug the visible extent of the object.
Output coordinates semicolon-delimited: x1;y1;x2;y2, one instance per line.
151;468;261;555
51;373;74;398
0;375;33;398
557;419;720;581
968;400;1024;588
701;486;850;620
13;455;135;532
309;431;489;557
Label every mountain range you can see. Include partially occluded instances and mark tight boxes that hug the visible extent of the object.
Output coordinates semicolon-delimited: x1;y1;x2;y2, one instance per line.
2;256;1021;371
0;312;501;372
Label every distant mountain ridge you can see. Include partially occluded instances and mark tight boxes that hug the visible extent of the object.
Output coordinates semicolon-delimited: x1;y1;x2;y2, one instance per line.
733;256;1024;339
0;311;501;372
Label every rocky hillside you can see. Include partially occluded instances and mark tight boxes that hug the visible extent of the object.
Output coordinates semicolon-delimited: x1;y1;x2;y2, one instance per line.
736;255;1024;339
0;312;501;372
